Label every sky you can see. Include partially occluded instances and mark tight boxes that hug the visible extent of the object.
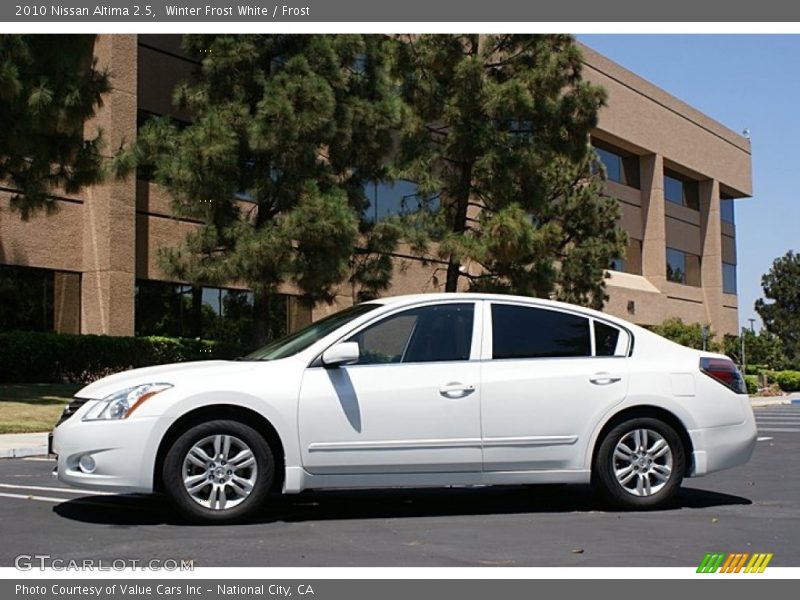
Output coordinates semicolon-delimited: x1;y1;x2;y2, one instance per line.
578;34;800;332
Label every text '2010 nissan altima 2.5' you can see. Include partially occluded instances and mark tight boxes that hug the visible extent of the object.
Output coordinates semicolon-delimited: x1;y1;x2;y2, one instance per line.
52;293;757;523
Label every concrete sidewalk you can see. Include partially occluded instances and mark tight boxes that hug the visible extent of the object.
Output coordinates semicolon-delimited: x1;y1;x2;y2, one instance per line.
0;395;797;458
0;432;48;459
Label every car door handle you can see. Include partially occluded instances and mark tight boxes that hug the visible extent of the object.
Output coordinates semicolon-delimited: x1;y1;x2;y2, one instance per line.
589;373;622;385
439;382;476;397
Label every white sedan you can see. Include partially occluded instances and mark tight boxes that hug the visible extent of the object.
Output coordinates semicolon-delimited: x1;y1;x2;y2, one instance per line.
52;293;756;523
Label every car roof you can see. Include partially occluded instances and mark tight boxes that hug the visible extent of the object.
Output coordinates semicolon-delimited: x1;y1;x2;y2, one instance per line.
369;293;635;329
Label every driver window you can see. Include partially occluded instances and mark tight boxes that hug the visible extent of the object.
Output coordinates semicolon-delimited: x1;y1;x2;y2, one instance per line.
346;303;474;365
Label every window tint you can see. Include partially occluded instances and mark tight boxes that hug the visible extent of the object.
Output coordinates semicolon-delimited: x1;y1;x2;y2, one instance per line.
664;170;699;210
666;247;701;286
720;196;735;224
722;262;737;294
491;305;590;359
592;142;640;188
595;321;622;356
347;303;474;365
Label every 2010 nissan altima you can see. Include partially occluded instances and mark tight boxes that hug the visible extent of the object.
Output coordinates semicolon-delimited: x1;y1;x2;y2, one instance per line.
52;293;756;523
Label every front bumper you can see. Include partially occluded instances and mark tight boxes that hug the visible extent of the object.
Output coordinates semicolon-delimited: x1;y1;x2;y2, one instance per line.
688;412;757;477
52;413;161;493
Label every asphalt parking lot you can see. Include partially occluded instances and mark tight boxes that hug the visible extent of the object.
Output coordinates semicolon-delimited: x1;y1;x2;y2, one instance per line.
0;404;798;568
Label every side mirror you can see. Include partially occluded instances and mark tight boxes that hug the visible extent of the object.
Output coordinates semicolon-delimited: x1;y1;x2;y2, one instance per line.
321;342;360;368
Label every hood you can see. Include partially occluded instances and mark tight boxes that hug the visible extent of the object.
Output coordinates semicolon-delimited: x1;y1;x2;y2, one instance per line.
76;360;259;399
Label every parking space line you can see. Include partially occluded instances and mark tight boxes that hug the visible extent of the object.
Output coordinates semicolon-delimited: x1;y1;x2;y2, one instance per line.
757;437;773;441
21;457;54;462
0;491;64;503
0;483;114;496
757;427;800;432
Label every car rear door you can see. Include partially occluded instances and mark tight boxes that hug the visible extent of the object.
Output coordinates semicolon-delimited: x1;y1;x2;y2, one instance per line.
479;301;630;473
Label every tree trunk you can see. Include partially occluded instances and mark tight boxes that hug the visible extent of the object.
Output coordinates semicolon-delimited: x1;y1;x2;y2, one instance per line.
445;165;474;293
252;288;272;347
190;285;203;338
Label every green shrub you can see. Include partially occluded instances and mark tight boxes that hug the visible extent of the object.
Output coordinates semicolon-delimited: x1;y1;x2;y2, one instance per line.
744;375;759;395
774;370;800;393
0;331;242;384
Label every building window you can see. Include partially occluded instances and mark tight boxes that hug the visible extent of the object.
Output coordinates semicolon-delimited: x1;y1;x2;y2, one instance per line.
362;179;439;223
135;280;288;347
722;262;737;294
664;170;699;210
666;247;701;286
0;265;81;334
0;265;54;332
609;239;643;276
592;141;640;189
720;194;735;224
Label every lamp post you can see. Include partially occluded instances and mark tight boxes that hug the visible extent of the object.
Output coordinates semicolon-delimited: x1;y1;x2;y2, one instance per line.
741;327;747;374
748;318;756;333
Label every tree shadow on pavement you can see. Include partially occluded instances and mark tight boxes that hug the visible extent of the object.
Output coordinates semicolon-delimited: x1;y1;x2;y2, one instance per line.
52;484;751;527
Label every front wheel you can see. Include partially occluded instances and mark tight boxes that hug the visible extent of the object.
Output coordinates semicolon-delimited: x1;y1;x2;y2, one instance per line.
163;419;274;523
592;417;685;510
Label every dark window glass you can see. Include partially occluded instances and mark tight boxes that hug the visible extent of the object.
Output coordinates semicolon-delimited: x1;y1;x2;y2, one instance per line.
0;265;55;332
362;179;440;223
592;144;640;188
135;280;287;348
664;170;699;210
664;174;684;205
666;247;686;283
666;248;701;286
720;196;735;224
723;262;737;294
491;305;591;359
347;303;474;365
609;257;625;272
595;321;622;356
595;146;623;183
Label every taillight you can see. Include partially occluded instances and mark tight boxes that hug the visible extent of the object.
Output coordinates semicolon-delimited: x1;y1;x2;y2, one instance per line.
700;357;747;394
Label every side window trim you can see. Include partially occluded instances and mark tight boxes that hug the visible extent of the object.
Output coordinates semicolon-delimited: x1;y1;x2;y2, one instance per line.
487;301;593;361
484;301;634;361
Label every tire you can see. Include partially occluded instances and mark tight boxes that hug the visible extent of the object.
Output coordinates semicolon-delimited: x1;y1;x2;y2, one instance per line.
592;417;685;510
163;419;274;523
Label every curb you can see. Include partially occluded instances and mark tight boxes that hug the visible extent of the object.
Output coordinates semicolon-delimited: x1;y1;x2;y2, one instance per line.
750;397;796;408
0;445;49;459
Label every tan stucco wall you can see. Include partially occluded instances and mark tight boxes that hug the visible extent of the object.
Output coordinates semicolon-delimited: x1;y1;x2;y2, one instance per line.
0;35;752;339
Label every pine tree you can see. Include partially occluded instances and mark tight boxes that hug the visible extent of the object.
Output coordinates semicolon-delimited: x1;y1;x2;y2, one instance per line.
118;35;405;344
0;35;110;218
756;251;800;364
395;34;626;308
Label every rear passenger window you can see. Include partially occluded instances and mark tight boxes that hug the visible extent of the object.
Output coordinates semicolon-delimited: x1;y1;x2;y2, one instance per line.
491;304;591;359
594;321;622;356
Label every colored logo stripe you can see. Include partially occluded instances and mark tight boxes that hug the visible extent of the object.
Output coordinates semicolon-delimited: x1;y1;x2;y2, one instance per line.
697;552;773;573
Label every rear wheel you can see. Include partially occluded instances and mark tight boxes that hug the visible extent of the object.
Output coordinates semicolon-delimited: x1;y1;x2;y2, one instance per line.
593;417;685;510
163;419;274;523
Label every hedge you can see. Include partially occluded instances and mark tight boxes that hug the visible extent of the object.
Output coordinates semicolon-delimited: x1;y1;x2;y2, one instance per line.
0;331;242;384
744;375;759;395
774;370;800;393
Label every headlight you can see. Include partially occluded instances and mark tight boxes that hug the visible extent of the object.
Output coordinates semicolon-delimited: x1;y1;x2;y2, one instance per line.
82;383;173;421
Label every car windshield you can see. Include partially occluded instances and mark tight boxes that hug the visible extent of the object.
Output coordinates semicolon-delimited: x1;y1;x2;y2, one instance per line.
242;303;381;361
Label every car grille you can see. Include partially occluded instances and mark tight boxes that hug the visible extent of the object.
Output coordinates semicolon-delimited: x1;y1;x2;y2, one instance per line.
56;397;90;427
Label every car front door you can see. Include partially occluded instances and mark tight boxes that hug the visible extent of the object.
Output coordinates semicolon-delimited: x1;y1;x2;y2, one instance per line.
480;302;630;473
298;301;482;475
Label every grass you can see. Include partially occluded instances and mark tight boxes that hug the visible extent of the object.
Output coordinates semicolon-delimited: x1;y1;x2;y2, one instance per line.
0;383;82;434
